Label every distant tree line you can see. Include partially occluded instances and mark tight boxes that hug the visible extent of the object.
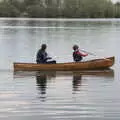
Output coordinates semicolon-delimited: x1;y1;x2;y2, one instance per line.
0;0;120;18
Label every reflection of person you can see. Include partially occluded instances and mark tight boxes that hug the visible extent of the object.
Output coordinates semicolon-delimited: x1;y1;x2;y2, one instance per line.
73;74;82;92
36;74;47;95
36;71;56;101
73;45;88;62
36;44;56;64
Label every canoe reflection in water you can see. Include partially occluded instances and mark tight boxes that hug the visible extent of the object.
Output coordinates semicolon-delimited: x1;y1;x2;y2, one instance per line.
35;71;83;100
14;69;114;101
72;69;114;90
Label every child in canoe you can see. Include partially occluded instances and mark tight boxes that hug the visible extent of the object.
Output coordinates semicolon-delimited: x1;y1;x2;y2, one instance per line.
73;45;88;62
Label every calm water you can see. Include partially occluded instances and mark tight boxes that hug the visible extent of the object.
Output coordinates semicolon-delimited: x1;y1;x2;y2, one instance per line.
0;18;120;120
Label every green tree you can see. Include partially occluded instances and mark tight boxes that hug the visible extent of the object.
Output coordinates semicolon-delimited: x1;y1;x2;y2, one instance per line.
115;2;120;17
0;0;118;18
0;1;20;17
24;0;41;6
26;5;46;17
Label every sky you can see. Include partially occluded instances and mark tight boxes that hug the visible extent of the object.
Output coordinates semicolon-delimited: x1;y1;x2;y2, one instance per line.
112;0;120;3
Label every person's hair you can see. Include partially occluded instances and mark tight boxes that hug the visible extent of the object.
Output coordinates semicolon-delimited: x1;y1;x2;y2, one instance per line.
41;44;47;50
73;45;79;50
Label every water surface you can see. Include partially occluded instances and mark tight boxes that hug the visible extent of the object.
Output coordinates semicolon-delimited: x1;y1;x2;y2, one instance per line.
0;18;120;120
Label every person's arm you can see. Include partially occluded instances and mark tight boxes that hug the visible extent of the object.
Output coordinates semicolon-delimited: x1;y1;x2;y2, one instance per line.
77;51;88;57
44;52;52;61
45;57;52;60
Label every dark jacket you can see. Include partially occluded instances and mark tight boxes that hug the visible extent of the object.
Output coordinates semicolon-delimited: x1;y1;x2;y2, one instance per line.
36;49;51;63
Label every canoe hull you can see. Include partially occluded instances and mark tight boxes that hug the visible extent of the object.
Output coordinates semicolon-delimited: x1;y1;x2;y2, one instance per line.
14;56;115;71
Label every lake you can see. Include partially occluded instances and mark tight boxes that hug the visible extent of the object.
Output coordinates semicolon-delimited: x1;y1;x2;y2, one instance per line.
0;18;120;120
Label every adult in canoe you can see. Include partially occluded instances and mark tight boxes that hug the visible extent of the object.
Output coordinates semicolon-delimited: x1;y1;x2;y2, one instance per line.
73;45;88;62
36;44;56;64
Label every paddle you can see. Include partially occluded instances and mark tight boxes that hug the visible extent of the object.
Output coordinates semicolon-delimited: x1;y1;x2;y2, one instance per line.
79;49;111;61
79;49;97;56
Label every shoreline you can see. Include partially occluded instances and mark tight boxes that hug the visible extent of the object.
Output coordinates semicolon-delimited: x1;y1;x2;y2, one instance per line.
0;17;120;21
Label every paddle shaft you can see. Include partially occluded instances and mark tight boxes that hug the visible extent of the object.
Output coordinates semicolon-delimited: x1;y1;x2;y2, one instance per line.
79;49;96;56
79;49;111;61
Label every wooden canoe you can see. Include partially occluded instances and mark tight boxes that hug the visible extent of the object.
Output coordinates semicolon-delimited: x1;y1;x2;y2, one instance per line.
13;56;115;71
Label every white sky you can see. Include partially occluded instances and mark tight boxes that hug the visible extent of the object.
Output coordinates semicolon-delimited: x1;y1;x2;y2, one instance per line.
112;0;120;3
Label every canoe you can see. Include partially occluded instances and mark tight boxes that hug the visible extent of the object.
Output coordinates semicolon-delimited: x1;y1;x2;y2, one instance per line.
13;56;115;71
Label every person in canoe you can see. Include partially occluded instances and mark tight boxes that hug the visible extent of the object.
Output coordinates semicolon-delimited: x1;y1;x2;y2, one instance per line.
36;44;56;64
73;45;88;62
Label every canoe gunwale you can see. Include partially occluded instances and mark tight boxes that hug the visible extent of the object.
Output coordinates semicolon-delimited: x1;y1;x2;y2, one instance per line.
14;57;114;65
